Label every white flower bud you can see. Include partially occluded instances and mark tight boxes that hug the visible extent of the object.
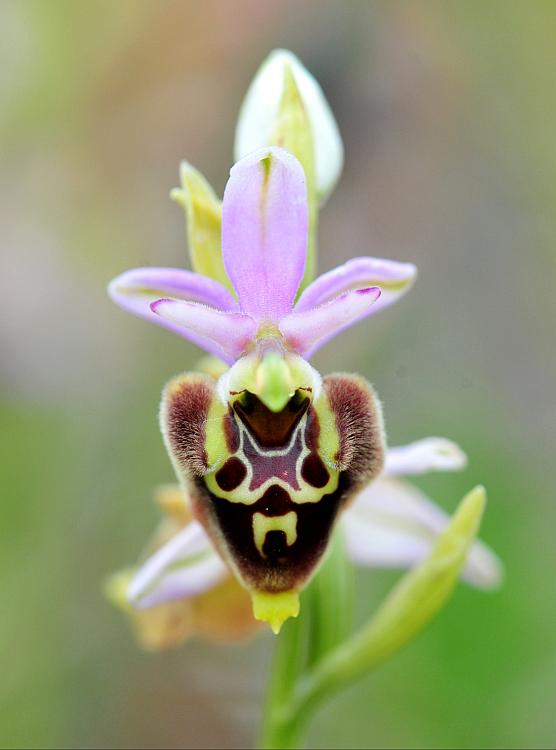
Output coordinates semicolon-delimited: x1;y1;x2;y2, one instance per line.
234;49;344;203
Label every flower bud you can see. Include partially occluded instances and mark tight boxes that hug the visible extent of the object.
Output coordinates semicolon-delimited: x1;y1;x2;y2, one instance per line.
235;49;344;205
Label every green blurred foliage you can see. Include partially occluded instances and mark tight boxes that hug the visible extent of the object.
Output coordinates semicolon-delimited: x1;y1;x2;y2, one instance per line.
1;1;555;748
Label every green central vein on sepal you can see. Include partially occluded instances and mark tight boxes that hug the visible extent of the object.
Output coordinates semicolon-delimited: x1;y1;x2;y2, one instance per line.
354;277;410;292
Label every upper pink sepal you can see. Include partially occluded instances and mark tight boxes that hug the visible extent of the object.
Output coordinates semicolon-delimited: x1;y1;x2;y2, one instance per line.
222;147;308;322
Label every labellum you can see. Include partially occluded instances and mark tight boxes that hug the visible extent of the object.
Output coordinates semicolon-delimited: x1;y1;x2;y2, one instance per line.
161;345;385;632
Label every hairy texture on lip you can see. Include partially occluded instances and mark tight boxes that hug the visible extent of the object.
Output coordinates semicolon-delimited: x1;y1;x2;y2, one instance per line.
159;370;386;600
323;374;385;495
160;373;215;477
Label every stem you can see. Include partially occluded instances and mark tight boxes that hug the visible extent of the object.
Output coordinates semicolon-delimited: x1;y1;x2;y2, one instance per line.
285;486;488;726
259;533;354;748
306;533;354;666
259;614;306;749
260;486;487;745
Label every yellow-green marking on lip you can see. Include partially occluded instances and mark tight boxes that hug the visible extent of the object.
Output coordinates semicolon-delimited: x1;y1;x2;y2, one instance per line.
255;350;293;412
251;590;300;634
252;511;298;558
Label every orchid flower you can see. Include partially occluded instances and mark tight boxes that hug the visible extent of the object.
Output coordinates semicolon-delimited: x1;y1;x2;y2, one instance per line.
109;147;415;368
109;147;416;632
108;437;501;648
106;49;502;749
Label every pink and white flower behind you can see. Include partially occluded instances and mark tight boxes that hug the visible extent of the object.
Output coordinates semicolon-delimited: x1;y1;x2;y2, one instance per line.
128;437;502;612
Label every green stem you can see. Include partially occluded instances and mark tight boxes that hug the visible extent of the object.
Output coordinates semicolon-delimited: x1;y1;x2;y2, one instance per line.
306;533;354;666
287;486;487;729
259;614;306;749
260;486;487;746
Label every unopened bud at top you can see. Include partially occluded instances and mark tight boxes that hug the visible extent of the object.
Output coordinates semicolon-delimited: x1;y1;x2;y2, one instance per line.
235;49;344;204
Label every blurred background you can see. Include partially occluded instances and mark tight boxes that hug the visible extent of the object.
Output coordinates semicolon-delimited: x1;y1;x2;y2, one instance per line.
1;1;555;747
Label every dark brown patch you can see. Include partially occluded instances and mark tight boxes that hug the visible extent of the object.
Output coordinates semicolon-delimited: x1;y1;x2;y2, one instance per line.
215;457;247;492
304;406;320;452
223;408;240;453
162;374;215;477
258;484;293;516
262;530;289;563
234;392;309;449
323;374;385;496
198;479;345;593
301;453;329;488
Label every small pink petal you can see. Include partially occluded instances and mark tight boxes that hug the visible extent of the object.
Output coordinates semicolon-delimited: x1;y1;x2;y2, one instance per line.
108;267;239;359
279;287;381;357
151;299;257;362
295;256;416;313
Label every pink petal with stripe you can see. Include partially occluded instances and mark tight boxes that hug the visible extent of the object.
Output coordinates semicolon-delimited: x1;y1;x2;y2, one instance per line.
151;298;257;363
296;256;416;313
279;287;381;357
222;147;308;322
108;267;239;359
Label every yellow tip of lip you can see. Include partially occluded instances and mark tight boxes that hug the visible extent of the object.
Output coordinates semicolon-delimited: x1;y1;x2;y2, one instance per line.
251;590;300;634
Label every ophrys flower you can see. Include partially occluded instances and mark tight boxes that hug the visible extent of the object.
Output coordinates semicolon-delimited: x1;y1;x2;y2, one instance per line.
109;147;416;631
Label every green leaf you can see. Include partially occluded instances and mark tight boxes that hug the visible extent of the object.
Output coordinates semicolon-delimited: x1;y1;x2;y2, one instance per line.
260;613;309;750
289;485;488;733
